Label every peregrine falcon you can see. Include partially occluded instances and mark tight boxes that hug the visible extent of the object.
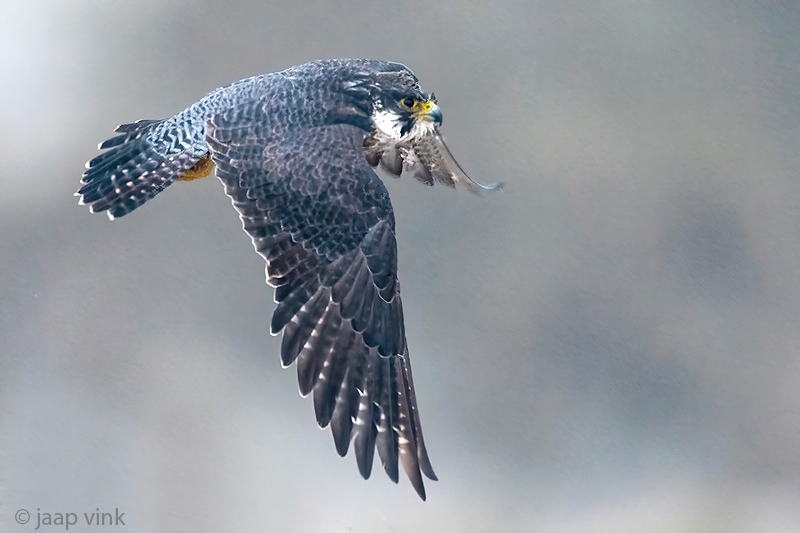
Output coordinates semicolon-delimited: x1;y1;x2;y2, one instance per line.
76;58;500;500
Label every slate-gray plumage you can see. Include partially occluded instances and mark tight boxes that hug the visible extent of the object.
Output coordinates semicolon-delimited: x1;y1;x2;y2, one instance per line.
77;58;500;500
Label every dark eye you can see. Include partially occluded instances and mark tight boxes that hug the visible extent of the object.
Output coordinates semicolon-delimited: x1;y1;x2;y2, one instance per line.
401;97;416;108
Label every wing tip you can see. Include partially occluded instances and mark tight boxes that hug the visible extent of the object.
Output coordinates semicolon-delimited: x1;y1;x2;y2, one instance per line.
419;448;438;481
463;177;504;195
480;181;505;192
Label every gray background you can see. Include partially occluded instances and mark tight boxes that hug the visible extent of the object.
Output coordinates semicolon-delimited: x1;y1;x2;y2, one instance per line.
2;1;799;531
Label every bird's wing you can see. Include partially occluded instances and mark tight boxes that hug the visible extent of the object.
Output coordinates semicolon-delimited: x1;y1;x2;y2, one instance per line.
206;112;436;499
404;131;504;193
365;129;504;193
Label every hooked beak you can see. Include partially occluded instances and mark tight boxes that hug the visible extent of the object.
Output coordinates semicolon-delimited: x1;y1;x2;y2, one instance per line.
412;100;442;126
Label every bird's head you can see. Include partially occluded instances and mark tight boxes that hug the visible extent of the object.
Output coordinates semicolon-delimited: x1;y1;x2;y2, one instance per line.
339;59;503;193
342;61;443;141
373;80;442;141
376;91;442;140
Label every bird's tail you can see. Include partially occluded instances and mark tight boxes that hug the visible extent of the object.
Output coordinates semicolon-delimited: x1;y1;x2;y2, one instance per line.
76;114;212;219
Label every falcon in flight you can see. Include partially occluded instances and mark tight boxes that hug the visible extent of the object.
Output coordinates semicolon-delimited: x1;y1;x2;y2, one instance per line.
76;58;500;500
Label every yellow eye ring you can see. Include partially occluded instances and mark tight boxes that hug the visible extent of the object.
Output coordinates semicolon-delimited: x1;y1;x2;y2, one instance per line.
400;97;416;109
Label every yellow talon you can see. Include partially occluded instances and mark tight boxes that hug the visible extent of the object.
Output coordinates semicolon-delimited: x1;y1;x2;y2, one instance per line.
177;153;215;181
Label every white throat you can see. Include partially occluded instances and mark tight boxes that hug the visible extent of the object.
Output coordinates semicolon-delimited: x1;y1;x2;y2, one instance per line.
372;109;404;140
402;119;437;141
372;108;438;143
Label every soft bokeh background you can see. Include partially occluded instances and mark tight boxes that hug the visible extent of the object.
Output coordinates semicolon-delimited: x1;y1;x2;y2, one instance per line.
2;1;799;531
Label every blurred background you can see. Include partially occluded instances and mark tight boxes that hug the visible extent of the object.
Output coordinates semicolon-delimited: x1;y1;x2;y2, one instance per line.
2;1;800;531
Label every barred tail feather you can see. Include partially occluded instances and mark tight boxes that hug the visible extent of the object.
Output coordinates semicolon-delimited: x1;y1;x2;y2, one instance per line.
77;117;208;219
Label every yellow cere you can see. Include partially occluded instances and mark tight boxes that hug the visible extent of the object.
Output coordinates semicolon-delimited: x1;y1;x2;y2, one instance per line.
411;100;437;121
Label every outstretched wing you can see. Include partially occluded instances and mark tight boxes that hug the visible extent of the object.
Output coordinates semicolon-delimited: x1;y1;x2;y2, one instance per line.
404;132;504;193
205;111;436;499
364;128;504;193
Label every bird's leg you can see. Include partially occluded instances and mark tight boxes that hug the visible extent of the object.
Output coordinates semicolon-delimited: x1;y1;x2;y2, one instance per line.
177;153;215;181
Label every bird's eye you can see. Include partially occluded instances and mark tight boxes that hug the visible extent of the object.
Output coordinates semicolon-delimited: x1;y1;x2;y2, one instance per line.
400;97;416;109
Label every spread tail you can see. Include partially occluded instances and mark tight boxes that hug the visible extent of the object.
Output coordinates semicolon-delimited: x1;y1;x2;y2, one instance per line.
77;114;211;219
